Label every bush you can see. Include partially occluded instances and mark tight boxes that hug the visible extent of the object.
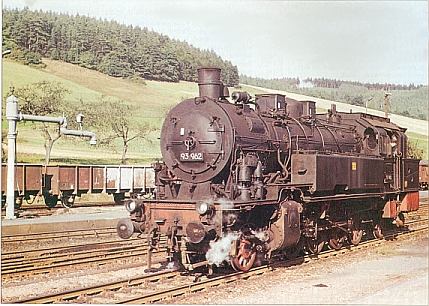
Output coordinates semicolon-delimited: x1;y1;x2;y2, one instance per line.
9;49;46;68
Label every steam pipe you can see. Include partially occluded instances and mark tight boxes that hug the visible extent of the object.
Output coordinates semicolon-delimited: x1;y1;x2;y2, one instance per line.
18;114;96;144
59;117;97;144
60;126;97;145
18;113;66;125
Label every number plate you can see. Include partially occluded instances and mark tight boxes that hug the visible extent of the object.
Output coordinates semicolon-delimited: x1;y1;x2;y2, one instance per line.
180;152;204;162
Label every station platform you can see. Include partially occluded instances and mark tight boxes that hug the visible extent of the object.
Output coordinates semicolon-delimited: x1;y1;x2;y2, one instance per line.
1;206;129;236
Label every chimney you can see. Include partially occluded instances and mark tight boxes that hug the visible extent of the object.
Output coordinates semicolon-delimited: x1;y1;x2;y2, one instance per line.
197;67;221;100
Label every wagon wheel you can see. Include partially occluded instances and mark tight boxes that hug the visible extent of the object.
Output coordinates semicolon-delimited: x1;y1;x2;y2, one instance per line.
372;223;384;239
44;194;58;209
113;193;125;204
230;238;256;271
328;228;346;250
349;219;363;246
14;196;23;210
61;194;75;208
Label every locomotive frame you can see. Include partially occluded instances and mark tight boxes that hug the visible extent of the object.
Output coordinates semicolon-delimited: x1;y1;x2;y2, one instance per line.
117;67;420;272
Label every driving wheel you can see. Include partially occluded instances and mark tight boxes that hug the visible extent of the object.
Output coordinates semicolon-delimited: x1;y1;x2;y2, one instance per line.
329;229;346;250
372;223;384;239
349;222;363;245
230;238;256;271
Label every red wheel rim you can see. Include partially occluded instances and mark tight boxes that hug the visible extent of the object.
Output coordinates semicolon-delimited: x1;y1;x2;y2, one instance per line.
231;238;256;271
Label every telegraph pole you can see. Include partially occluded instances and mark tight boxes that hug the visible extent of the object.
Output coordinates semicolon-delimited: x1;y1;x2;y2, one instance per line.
366;97;373;114
384;92;391;119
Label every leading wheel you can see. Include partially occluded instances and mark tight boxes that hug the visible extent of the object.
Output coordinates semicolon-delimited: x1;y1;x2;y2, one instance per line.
61;194;75;208
230;238;256;271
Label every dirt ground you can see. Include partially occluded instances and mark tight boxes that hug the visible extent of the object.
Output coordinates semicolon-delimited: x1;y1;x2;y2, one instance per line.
166;231;428;305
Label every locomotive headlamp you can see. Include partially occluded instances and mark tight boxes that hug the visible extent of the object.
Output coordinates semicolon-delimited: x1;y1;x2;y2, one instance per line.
196;201;214;215
196;202;208;215
125;200;137;213
125;199;144;214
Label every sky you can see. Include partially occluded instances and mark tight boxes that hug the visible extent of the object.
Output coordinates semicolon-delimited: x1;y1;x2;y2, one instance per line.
2;0;428;85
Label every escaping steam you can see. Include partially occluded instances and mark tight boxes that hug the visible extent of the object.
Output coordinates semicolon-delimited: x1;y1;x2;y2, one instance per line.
251;229;269;242
219;198;234;210
166;261;177;270
206;232;241;266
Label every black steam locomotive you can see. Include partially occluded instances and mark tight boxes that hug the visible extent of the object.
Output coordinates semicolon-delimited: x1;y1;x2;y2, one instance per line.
117;67;420;272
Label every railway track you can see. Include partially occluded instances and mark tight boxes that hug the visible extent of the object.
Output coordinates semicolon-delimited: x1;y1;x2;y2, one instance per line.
1;227;117;245
1;235;168;281
5;205;427;304
9;223;428;304
1;227;125;251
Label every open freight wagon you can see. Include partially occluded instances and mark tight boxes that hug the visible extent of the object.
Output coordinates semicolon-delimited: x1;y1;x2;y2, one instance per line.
1;164;155;208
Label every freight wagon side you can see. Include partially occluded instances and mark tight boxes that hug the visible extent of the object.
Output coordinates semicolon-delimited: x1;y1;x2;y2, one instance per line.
419;160;428;190
1;164;155;209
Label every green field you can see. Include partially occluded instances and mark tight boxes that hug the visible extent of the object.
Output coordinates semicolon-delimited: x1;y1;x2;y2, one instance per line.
2;59;270;165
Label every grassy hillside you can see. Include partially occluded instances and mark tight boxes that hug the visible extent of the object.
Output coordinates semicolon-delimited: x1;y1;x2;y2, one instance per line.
2;60;427;164
1;60;269;165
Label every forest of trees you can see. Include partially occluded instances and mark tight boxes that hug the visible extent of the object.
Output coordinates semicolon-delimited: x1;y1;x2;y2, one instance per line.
240;75;425;92
301;77;424;91
240;75;428;120
2;7;239;86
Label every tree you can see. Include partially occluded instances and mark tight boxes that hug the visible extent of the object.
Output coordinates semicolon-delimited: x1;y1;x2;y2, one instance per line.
14;81;70;164
78;51;99;70
98;52;133;77
407;139;425;159
338;84;367;105
1;129;7;163
87;97;154;164
351;95;364;106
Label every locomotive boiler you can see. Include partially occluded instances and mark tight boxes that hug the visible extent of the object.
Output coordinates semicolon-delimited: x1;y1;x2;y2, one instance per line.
117;67;420;272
